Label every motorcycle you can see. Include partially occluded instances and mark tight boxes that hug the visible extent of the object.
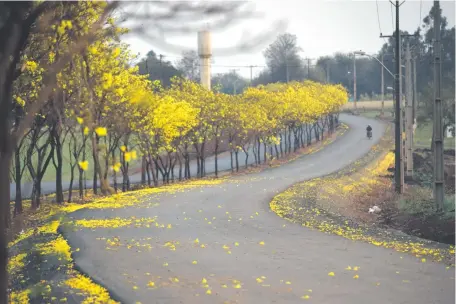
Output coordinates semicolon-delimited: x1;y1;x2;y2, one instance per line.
367;130;372;139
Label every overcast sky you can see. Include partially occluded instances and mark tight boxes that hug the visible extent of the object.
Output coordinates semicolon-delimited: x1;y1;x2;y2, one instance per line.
122;0;455;79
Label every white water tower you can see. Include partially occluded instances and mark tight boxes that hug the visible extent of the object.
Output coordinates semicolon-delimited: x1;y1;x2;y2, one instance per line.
198;30;212;90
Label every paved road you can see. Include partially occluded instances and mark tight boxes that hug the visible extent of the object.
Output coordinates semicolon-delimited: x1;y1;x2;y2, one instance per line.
11;125;310;200
62;114;454;304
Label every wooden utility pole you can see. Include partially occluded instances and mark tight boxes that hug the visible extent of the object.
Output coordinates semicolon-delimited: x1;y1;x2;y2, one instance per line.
433;0;444;210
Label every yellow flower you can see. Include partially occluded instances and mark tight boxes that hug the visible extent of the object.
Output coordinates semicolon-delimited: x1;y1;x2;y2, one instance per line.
95;127;107;137
76;117;84;124
120;145;127;152
78;160;89;171
112;162;121;172
83;127;89;135
131;150;137;160
421;258;426;263
124;152;131;162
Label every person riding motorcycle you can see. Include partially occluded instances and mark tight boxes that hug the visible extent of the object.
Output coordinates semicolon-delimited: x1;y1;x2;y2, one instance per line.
366;125;373;138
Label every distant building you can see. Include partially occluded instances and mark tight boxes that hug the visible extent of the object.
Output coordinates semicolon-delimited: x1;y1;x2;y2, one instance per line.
445;125;455;138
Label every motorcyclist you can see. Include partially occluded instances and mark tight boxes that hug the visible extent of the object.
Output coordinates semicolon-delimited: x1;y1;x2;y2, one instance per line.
366;125;373;137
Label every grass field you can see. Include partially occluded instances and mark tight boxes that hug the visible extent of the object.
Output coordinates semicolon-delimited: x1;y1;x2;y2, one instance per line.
414;122;455;150
18;134;141;183
342;100;394;111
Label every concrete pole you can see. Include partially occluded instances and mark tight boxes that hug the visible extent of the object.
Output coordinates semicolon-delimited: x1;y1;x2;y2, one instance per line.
405;43;413;177
353;54;357;113
381;54;384;116
394;0;404;193
433;0;444;210
412;56;417;128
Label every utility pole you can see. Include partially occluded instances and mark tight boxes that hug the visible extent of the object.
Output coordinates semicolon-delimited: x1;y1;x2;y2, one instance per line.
353;53;357;113
306;58;311;79
405;42;413;178
326;61;330;83
249;65;253;85
394;0;404;193
381;53;385;116
286;63;289;83
159;54;164;85
433;0;444;210
412;55;417;127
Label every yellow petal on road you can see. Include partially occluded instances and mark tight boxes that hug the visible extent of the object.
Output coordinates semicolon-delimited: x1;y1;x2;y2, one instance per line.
353;274;359;279
192;260;197;265
163;262;168;266
421;258;426;263
147;281;155;287
201;278;207;284
353;266;359;271
234;242;239;247
345;266;352;270
206;289;212;295
259;241;265;245
285;281;291;285
194;238;199;244
233;283;242;289
301;295;310;300
328;272;335;277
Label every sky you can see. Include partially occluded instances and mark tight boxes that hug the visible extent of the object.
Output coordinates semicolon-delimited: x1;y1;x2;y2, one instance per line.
122;0;455;79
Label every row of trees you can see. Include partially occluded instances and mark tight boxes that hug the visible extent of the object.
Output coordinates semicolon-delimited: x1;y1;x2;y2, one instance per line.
11;68;348;215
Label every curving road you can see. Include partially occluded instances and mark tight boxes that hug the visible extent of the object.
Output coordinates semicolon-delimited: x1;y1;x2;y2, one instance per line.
62;114;454;304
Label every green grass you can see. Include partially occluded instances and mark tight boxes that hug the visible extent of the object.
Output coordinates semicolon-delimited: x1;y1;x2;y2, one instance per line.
18;134;140;183
414;122;455;150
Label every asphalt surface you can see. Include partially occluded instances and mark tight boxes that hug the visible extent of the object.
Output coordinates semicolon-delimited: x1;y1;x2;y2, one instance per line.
62;114;455;304
10;125;308;200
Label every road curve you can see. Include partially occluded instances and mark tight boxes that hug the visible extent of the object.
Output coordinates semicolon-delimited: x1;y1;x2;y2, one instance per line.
62;114;454;304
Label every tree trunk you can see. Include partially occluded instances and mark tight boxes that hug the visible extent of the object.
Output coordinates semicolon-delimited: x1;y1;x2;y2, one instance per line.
54;136;64;204
230;150;234;172
68;164;75;203
288;127;292;152
78;168;84;199
242;147;249;168
141;155;146;185
279;134;283;158
235;150;239;172
215;137;219;177
263;142;267;163
284;129;288;154
257;137;261;164
14;146;22;215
